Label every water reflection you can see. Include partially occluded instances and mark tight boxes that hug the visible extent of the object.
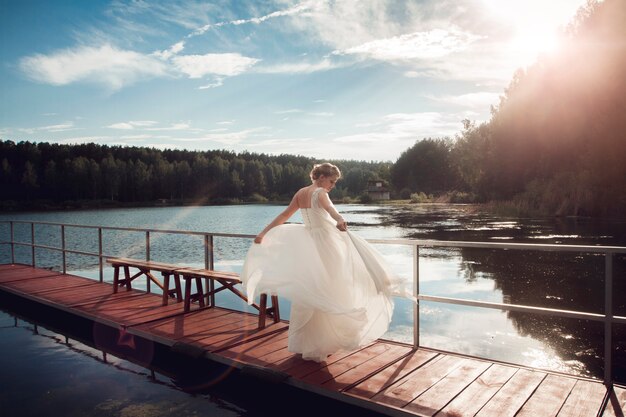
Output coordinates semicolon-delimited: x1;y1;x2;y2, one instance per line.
0;300;387;417
379;203;626;383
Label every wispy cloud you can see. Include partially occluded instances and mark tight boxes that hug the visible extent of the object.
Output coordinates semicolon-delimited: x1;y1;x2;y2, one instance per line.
106;120;159;129
19;44;168;90
171;53;259;78
16;121;79;134
428;92;501;108
190;1;315;37
172;127;268;145
334;29;482;62
257;57;338;74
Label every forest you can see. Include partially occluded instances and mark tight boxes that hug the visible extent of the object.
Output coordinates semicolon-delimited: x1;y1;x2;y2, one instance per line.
1;0;624;217
391;0;626;217
0;140;391;208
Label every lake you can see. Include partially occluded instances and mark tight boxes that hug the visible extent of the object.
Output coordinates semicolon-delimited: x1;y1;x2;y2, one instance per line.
1;203;625;415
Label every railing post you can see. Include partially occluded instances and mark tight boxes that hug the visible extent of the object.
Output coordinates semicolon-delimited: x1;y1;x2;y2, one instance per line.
205;235;215;306
146;231;151;293
31;223;36;267
413;244;420;349
10;221;15;264
98;227;103;283
204;235;209;269
61;225;66;274
604;251;613;386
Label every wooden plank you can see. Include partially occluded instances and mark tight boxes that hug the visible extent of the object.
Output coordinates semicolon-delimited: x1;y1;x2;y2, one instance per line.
138;307;232;332
405;358;492;416
434;363;517;417
301;342;397;385
220;328;290;362
1;274;95;292
515;374;577;417
198;318;287;352
475;369;546;417
281;348;359;379
372;354;465;409
346;348;438;399
0;268;63;283
135;308;236;340
602;386;626;417
304;342;412;392
556;379;606;417
326;343;413;392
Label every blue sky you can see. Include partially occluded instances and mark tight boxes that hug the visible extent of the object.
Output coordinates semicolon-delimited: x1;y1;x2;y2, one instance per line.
0;0;587;161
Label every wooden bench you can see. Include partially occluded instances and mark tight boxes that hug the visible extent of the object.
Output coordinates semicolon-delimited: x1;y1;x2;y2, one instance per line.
106;257;280;329
175;267;280;329
106;257;183;307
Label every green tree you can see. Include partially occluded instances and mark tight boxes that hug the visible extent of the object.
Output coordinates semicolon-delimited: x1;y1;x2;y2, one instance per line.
21;161;39;199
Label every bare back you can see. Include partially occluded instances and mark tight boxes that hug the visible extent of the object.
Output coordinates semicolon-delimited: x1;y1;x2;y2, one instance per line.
293;185;320;209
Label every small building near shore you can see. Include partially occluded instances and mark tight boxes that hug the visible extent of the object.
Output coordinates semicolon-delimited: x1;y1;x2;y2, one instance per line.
366;180;390;200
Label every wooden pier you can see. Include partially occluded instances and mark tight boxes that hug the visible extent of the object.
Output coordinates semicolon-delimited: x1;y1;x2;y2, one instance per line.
1;263;624;417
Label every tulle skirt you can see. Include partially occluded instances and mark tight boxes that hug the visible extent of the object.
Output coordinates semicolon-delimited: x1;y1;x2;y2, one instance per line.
241;224;395;362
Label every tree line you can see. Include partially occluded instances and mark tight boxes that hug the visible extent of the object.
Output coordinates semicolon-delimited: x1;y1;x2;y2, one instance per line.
0;140;391;206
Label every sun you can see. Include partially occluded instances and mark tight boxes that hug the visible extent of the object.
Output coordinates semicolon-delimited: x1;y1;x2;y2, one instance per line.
510;29;562;65
481;0;586;66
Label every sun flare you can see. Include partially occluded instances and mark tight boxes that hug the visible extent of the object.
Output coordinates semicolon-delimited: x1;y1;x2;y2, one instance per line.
482;0;586;66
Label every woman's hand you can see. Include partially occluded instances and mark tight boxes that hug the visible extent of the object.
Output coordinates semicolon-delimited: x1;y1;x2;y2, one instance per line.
254;234;264;244
336;221;348;232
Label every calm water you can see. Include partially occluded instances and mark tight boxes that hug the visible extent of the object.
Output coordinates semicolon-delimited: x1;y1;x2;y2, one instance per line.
1;203;625;415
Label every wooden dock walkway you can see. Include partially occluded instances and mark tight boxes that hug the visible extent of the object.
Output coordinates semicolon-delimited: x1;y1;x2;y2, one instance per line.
1;263;624;417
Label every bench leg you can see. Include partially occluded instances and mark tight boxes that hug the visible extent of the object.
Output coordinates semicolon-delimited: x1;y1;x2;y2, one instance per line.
205;278;215;307
112;266;120;293
195;277;205;308
271;295;280;323
162;273;183;306
184;277;192;313
123;265;132;291
162;273;170;306
258;294;280;329
173;274;182;302
258;293;268;329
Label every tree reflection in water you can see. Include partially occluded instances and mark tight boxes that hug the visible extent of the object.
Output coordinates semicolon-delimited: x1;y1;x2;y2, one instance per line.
381;203;626;384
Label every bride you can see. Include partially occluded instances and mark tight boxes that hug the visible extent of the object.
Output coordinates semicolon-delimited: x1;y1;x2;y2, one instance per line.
241;163;398;362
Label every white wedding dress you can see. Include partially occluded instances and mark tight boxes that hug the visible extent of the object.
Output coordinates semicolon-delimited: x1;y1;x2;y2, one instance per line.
241;188;396;362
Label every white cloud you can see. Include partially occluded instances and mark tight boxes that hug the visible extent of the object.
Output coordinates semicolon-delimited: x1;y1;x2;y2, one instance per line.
15;122;78;134
198;78;224;89
146;123;194;131
429;92;501;108
258;58;338;74
333;112;460;148
334;29;482;61
153;41;186;60
190;1;315;37
173;127;268;145
171;53;259;78
274;109;303;115
19;44;168;90
106;120;158;129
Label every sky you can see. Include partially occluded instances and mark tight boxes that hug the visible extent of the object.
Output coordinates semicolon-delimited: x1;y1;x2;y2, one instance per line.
0;0;589;162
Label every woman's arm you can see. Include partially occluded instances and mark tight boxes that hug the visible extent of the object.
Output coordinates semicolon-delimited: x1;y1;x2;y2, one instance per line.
317;190;347;231
254;195;300;243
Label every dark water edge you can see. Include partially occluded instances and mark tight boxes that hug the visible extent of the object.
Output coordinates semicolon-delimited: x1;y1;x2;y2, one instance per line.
0;291;386;417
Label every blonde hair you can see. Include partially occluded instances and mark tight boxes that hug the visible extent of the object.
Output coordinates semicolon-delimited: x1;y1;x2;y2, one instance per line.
310;163;341;181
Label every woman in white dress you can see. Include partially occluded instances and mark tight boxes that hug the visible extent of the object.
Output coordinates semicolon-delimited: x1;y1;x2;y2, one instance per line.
241;163;397;362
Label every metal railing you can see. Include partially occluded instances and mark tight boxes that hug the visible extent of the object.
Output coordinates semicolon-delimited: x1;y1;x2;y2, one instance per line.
0;219;625;386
